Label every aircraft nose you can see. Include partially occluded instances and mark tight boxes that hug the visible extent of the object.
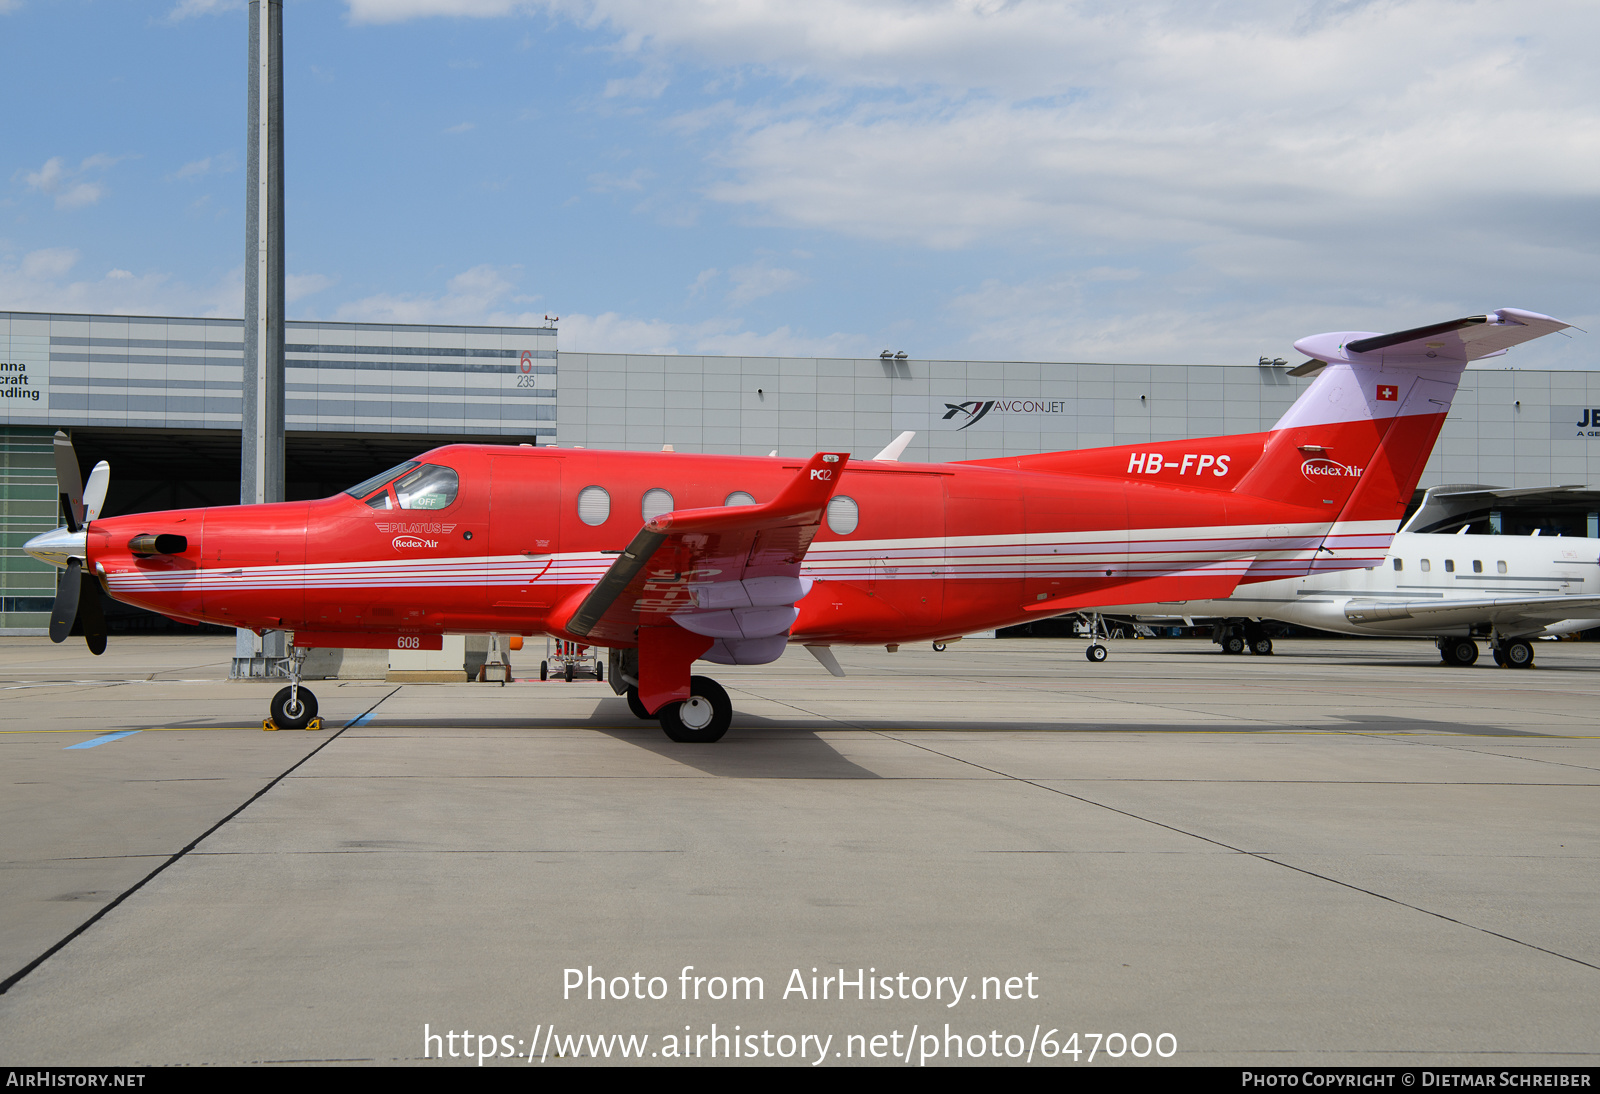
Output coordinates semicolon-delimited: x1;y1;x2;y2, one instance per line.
23;526;87;571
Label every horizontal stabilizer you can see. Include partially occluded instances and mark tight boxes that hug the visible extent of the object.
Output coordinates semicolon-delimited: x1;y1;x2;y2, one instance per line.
1297;308;1571;364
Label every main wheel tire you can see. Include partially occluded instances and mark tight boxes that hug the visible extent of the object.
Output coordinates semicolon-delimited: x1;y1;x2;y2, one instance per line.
1086;644;1108;663
659;675;732;743
595;661;604;682
1447;639;1479;666
270;686;318;731
1505;640;1534;668
1493;648;1508;666
1223;635;1246;655
1251;637;1273;656
565;662;574;682
540;660;548;681
626;686;652;720
932;642;947;652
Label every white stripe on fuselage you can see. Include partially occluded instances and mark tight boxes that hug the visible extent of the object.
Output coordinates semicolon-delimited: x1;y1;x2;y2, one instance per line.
103;519;1400;595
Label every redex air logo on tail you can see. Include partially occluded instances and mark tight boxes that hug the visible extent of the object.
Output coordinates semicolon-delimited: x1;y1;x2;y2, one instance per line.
1301;458;1364;480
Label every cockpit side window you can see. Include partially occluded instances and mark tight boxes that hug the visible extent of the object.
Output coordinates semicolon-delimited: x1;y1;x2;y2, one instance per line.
394;464;460;510
345;461;419;499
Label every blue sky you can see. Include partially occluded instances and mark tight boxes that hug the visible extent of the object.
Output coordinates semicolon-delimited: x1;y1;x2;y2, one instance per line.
3;0;1597;367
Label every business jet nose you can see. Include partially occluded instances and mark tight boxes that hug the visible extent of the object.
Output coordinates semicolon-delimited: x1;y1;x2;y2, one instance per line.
24;526;86;571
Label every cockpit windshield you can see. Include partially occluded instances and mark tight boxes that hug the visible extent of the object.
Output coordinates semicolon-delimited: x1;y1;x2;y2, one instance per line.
392;465;459;510
344;461;419;500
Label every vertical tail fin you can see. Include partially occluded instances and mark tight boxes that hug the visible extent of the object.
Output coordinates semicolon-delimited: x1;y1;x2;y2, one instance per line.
1233;308;1570;566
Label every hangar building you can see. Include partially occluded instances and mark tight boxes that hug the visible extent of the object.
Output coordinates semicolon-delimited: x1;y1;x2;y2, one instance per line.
4;308;1599;635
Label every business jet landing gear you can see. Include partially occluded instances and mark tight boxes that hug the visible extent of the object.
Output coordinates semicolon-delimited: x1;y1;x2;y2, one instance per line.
1438;638;1480;666
1214;621;1272;655
268;647;319;730
658;676;732;743
1491;638;1535;669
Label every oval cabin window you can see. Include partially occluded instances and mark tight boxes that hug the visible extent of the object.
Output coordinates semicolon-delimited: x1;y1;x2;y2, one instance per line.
577;486;611;526
725;491;756;507
826;495;859;535
642;488;675;522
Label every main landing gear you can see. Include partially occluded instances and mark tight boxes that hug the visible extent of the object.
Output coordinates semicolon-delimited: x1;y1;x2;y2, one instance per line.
1438;636;1535;668
1438;637;1480;666
626;677;733;743
610;646;734;743
1213;621;1273;656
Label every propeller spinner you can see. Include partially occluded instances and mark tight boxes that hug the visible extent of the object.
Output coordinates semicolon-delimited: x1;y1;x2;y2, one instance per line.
25;431;109;656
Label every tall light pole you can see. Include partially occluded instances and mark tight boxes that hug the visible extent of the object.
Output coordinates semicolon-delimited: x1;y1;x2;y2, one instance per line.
235;0;286;677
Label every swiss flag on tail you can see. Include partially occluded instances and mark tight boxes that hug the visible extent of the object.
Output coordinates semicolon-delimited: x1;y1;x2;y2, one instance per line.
1376;384;1398;401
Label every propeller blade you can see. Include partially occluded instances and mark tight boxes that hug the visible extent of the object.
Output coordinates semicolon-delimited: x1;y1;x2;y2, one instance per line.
82;460;110;523
79;569;107;656
53;431;84;533
49;558;82;644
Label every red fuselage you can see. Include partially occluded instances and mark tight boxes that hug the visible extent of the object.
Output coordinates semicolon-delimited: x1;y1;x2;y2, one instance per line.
82;425;1423;651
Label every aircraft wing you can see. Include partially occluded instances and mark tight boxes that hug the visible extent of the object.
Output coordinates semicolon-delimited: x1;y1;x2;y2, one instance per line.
558;451;848;653
1344;594;1600;631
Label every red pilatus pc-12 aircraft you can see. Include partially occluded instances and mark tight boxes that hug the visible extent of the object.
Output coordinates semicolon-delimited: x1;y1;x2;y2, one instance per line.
26;308;1571;742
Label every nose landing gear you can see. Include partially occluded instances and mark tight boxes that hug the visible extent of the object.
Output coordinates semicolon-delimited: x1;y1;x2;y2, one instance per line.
266;647;320;730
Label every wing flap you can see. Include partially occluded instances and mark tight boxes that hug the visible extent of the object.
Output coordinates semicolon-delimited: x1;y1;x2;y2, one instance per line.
1344;594;1600;627
559;451;848;645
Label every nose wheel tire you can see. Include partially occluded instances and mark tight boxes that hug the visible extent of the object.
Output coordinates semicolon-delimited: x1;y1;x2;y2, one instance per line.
1085;643;1108;663
270;686;318;731
659;675;733;743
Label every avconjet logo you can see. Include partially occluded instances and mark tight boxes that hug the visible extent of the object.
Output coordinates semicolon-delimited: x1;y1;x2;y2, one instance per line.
941;398;1067;430
1300;458;1364;480
942;400;996;430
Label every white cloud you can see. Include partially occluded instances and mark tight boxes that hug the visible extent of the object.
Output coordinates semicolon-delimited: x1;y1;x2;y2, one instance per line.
443;121;476;134
587;167;652;192
329;263;861;356
332;264;539;325
19;154;127;210
560;311;860;357
346;0;531;24
725;260;805;304
0;250;243;318
170;154;233;180
167;0;244;18
335;2;1600;364
53;183;105;210
687;267;717;297
22;248;79;280
287;273;336;303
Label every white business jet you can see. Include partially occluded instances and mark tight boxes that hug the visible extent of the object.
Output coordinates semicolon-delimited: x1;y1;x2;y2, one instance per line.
1100;503;1600;667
